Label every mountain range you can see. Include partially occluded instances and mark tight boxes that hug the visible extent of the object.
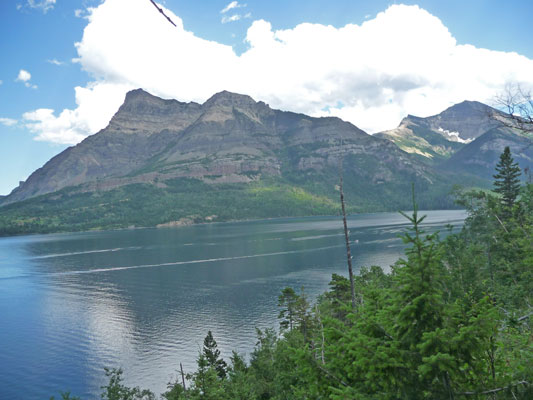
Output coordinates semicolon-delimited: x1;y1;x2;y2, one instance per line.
375;100;532;176
0;89;531;235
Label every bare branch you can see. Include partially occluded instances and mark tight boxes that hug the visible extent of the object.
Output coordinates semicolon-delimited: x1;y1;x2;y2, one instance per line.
148;0;177;27
493;84;533;135
518;311;532;322
459;381;529;396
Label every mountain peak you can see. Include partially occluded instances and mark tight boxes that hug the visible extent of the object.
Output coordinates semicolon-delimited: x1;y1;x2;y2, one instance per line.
108;89;202;136
440;100;493;115
203;90;258;108
118;88;176;111
124;88;157;101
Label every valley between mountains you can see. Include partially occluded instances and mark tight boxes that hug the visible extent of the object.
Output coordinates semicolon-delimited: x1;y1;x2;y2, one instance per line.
1;89;531;235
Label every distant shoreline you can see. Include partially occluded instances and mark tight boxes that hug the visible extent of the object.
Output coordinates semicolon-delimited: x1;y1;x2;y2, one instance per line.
0;209;467;239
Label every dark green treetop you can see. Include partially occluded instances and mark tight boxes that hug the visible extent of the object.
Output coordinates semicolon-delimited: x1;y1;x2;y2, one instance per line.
493;146;521;211
202;330;227;379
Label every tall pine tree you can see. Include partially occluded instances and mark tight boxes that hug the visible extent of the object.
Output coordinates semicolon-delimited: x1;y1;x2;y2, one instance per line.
493;146;521;212
202;331;227;379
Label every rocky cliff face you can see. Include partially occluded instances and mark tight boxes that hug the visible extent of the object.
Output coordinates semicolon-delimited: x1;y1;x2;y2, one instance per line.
375;101;518;163
444;128;533;178
375;100;532;179
418;100;502;142
4;89;429;205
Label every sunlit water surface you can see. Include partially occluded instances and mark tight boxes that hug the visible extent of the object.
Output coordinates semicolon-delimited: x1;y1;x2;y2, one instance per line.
0;210;465;399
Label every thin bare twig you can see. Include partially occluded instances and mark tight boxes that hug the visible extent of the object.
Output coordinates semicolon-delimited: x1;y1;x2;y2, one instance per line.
518;311;532;322
493;84;533;136
459;381;529;396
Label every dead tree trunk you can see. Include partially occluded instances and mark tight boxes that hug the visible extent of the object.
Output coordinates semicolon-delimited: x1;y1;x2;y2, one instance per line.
180;362;187;393
339;154;356;310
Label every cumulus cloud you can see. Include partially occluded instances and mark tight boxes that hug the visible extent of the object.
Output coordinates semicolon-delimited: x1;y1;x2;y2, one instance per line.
0;117;18;127
16;70;31;82
24;0;533;144
16;69;38;88
24;82;130;144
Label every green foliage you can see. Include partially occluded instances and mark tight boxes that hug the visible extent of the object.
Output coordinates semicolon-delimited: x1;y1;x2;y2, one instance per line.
277;287;310;335
0;179;341;236
186;354;227;400
202;331;228;379
0;165;466;236
49;392;82;400
493;146;521;212
100;368;155;400
161;381;186;400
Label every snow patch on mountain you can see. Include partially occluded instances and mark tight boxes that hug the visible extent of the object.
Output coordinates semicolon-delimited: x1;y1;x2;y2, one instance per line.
437;127;472;144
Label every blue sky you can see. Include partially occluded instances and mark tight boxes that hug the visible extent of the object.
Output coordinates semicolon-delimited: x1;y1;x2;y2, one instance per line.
1;0;533;195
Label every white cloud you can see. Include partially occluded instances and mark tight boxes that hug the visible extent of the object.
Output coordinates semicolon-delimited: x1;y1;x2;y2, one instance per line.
0;117;18;127
16;70;31;82
222;14;241;24
0;80;3;85
47;58;64;66
220;1;248;23
26;0;56;13
221;1;245;14
74;8;92;19
24;83;130;144
23;0;533;144
16;69;37;89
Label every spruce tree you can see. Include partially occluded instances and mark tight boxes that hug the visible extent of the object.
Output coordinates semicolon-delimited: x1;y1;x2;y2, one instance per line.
278;287;298;331
493;146;521;211
202;331;227;379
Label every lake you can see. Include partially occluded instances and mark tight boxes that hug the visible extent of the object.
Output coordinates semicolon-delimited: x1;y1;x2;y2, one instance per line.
0;210;466;399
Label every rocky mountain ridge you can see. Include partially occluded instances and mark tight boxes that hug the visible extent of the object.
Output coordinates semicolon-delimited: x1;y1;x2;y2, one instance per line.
3;90;530;235
4;89;426;205
374;100;533;173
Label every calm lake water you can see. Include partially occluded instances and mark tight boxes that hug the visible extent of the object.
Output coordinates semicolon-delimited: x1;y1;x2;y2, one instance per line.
0;210;465;399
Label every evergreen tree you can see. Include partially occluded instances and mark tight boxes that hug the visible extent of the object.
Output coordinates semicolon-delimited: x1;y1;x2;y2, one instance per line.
202;331;227;379
278;287;298;331
187;354;227;400
493;146;521;212
100;368;155;400
278;287;310;336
